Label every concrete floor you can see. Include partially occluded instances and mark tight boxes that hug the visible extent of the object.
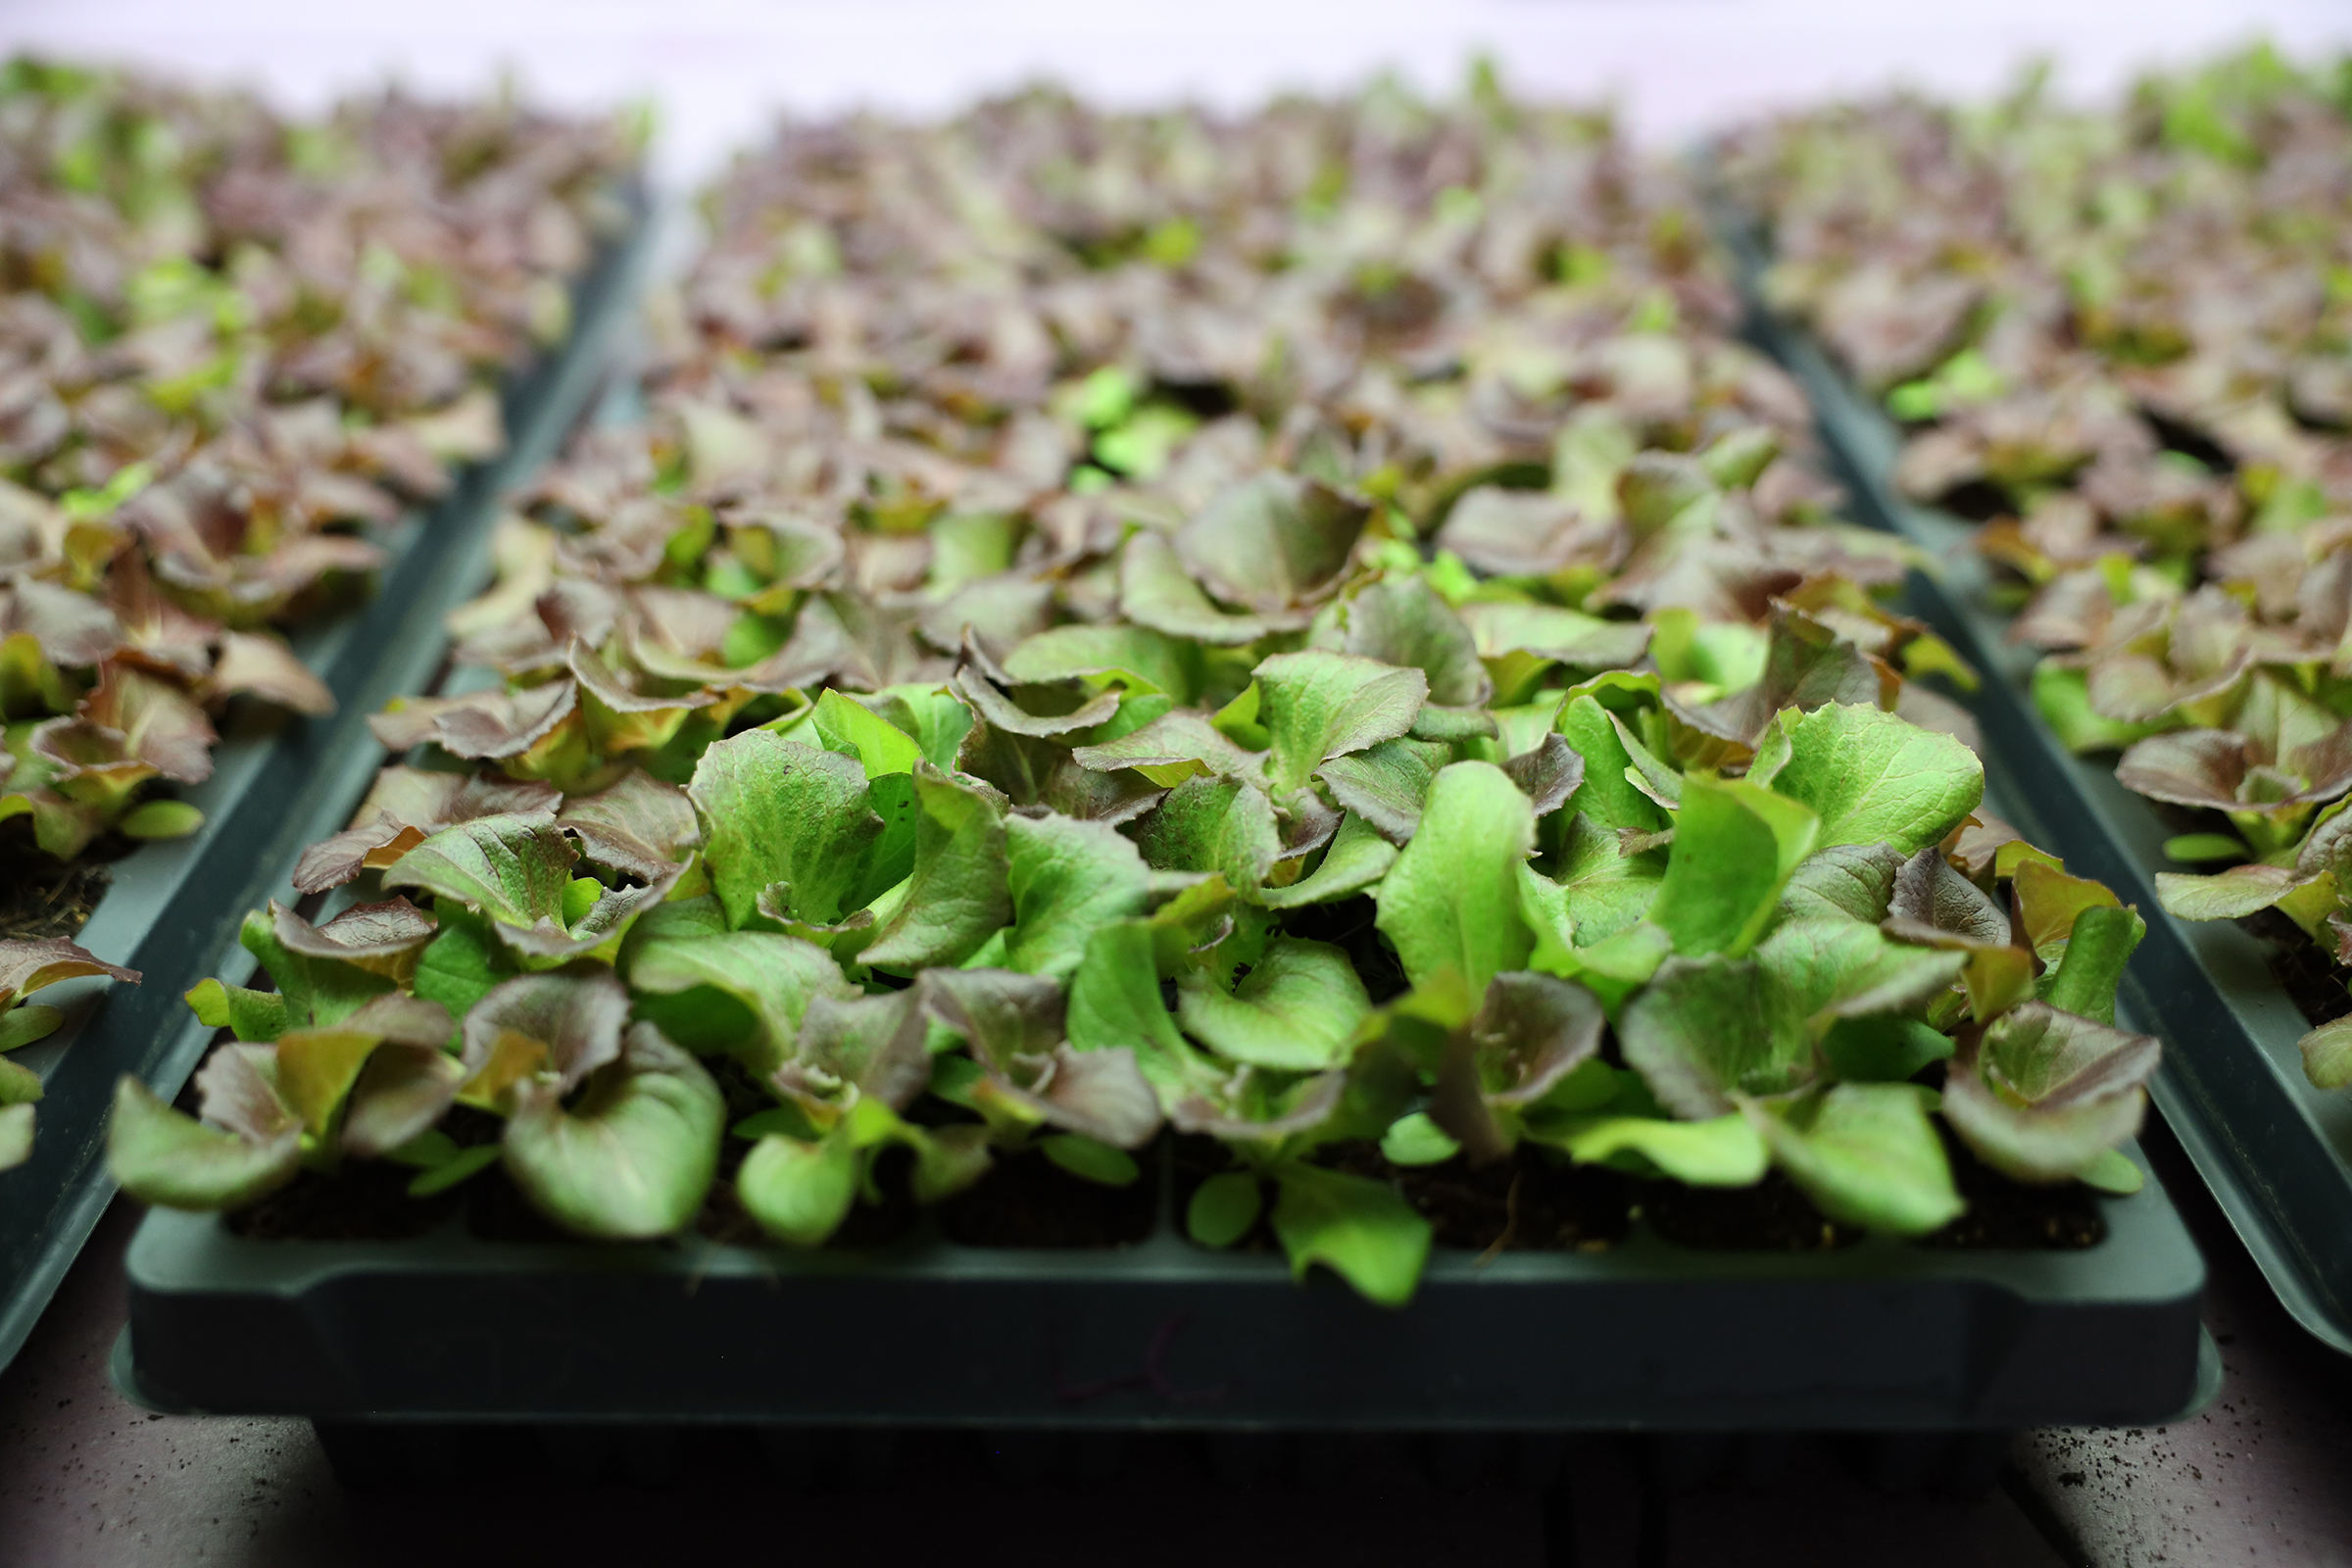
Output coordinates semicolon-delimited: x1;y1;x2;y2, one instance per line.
4;1113;2347;1568
2009;1115;2352;1566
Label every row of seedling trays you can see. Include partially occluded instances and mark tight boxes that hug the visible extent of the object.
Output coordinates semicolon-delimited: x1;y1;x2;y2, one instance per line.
0;65;652;1363
38;52;2352;1480
1710;45;2352;1359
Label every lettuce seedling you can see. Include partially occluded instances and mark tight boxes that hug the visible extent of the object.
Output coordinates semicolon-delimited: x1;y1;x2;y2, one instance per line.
1725;54;2352;1091
0;937;139;1170
112;71;2165;1304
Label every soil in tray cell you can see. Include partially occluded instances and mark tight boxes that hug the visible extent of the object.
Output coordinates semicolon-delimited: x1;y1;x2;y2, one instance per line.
1170;1136;1631;1255
1635;1172;1866;1250
1917;1130;2104;1251
228;1161;461;1242
464;1165;583;1244
1325;1143;1633;1252
0;819;124;943
935;1148;1156;1249
2241;906;2352;1030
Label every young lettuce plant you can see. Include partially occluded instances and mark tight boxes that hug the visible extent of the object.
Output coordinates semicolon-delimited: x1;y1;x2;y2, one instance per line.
0;70;638;873
0;937;139;1170
114;787;727;1235
1361;689;2157;1231
2154;781;2352;1093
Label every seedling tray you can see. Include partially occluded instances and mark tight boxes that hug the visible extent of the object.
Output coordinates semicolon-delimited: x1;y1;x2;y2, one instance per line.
0;185;653;1375
1706;189;2352;1359
116;1120;2208;1436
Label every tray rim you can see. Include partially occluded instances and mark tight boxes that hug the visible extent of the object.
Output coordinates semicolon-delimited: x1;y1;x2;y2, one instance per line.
112;1129;2210;1433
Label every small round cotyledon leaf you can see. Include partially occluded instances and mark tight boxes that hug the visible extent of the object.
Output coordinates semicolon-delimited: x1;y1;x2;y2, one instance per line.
2303;1016;2352;1091
1187;1170;1265;1248
1039;1133;1141;1187
738;1127;859;1247
120;799;203;839
0;1004;63;1054
1379;1111;1461;1166
0;1102;31;1171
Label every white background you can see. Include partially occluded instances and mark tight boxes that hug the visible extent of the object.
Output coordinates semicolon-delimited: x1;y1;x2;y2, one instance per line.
6;1;2349;200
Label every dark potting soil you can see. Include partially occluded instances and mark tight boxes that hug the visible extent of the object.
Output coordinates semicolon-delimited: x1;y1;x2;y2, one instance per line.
0;818;122;942
1635;1172;1865;1251
2240;906;2352;1030
829;1148;924;1249
1321;1142;1632;1252
935;1147;1154;1249
465;1165;578;1243
2140;799;2352;1029
1918;1129;2104;1250
227;1161;460;1242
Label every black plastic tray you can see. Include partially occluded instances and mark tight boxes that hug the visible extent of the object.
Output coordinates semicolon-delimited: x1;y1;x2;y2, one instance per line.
116;1120;2210;1435
108;222;2214;1453
0;186;654;1376
1708;191;2352;1360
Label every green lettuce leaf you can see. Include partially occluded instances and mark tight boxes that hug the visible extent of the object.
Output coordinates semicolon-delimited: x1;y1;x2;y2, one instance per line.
109;1070;299;1211
1260;812;1397;906
1270;1160;1432;1308
1003;811;1152;979
502;1022;724;1239
1541;1110;1769;1186
1769;704;1983;856
1135;774;1281;893
379;812;578;928
1746;1082;1964;1235
1343;576;1491;708
1176;937;1372;1069
1648;777;1820;957
689;729;883;929
858;762;1013;971
629;929;858;1077
1255;650;1429;795
1374;761;1535;997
